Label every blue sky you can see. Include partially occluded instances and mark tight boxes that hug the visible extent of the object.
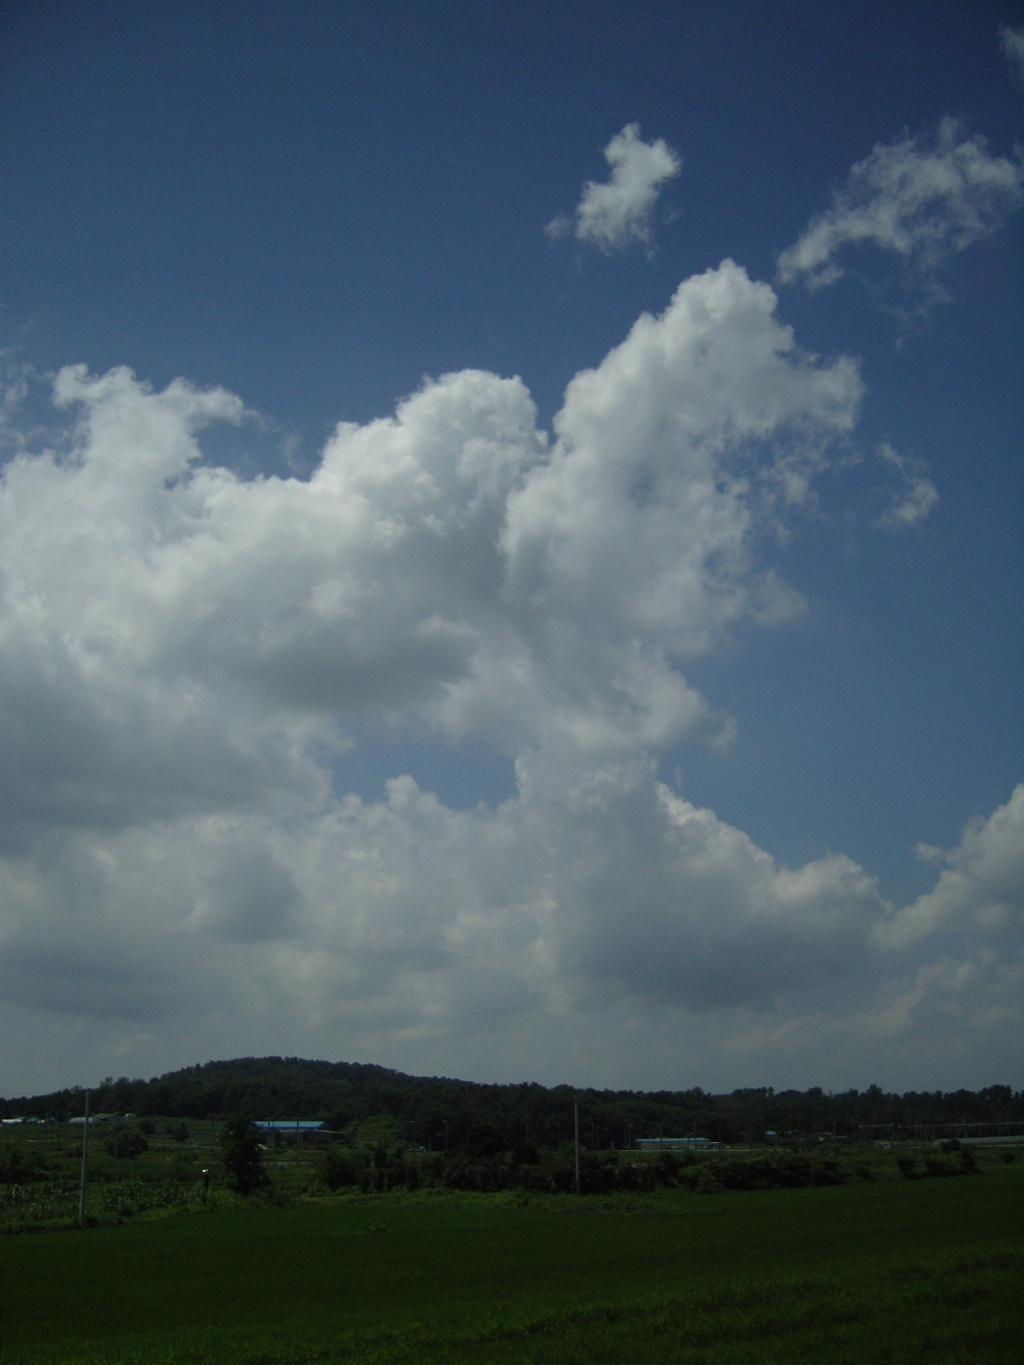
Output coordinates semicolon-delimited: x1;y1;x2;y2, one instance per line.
1;1;1022;1096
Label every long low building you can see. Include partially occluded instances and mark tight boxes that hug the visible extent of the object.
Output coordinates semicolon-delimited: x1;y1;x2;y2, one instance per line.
636;1136;720;1151
257;1120;327;1143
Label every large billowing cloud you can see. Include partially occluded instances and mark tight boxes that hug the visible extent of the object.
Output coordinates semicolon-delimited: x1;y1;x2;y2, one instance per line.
777;119;1024;290
0;259;1019;1092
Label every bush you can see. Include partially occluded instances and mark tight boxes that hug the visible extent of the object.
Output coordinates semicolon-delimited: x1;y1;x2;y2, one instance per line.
924;1156;957;1178
463;1124;505;1159
511;1140;539;1167
318;1146;361;1191
692;1164;721;1194
104;1127;149;1160
0;1142;47;1184
685;1154;848;1193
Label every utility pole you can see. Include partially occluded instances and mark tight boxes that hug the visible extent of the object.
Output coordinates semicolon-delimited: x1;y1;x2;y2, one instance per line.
574;1102;581;1196
78;1089;90;1226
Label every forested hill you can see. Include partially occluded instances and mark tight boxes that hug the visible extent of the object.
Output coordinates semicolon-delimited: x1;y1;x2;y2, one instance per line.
2;1057;1020;1147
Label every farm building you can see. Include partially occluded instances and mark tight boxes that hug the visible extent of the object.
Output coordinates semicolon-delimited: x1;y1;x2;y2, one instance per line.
636;1136;720;1151
257;1119;328;1144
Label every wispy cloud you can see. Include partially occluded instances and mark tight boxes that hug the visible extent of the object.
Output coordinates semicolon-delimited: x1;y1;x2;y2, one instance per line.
777;119;1024;290
1001;24;1024;83
547;123;681;254
875;443;938;530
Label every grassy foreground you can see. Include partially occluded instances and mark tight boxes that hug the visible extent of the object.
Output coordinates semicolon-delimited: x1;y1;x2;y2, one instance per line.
3;1163;1022;1364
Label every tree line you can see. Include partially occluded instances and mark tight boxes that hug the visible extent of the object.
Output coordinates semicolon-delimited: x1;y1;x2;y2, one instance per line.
2;1056;1020;1147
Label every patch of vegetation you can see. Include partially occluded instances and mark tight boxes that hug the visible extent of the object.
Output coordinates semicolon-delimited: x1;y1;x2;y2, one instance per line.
3;1058;1021;1156
219;1112;268;1195
1;1161;1021;1363
104;1126;149;1159
0;1139;49;1184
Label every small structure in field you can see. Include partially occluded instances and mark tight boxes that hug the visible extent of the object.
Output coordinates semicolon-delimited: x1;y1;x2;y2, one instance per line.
257;1119;328;1145
636;1136;720;1151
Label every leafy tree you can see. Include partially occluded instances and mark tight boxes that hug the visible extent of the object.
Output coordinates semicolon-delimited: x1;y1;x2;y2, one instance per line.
464;1122;505;1158
105;1126;149;1159
511;1139;539;1166
219;1113;267;1195
4;1056;1023;1146
318;1146;360;1190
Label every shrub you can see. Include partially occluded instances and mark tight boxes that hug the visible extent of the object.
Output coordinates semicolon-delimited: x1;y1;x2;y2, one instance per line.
924;1156;957;1178
105;1127;149;1160
511;1140;539;1167
463;1124;505;1159
318;1146;361;1191
809;1157;846;1187
0;1142;48;1184
697;1165;724;1194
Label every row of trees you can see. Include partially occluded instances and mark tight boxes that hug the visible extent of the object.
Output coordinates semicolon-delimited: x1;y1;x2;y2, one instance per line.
3;1057;1021;1148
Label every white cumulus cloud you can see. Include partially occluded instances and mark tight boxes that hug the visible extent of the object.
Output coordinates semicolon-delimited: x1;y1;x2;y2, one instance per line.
878;786;1024;951
0;262;1019;1093
547;123;681;254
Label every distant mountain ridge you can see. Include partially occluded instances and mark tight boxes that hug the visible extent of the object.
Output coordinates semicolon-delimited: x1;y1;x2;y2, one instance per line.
2;1057;1020;1148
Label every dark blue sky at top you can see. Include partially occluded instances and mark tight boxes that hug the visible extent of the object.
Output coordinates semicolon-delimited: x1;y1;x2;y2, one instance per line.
2;0;1022;903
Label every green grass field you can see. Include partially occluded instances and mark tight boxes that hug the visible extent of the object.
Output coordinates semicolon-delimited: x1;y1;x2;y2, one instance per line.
3;1159;1022;1364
